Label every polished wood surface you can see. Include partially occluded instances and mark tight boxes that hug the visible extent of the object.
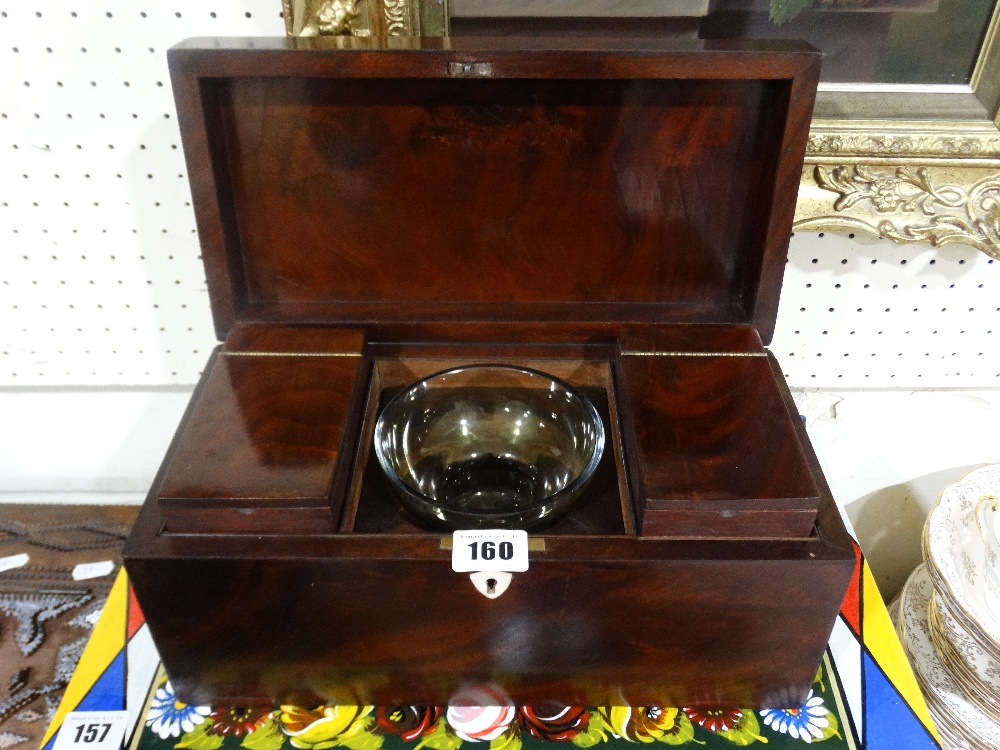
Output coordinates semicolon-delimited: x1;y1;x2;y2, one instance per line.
157;331;821;539
169;37;819;344
621;353;820;537
223;325;364;353
157;334;365;534
226;78;774;307
126;489;853;709
124;39;853;709
133;331;852;705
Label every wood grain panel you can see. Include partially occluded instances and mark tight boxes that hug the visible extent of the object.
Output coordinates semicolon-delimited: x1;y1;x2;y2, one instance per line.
158;350;365;533
223;325;364;353
125;493;853;709
168;39;819;341
621;354;819;537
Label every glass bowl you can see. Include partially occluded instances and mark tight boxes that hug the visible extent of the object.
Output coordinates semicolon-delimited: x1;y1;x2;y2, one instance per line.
373;364;605;531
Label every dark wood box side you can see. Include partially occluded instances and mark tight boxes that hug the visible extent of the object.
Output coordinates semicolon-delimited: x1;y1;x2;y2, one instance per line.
123;488;854;709
169;64;244;341
767;350;852;540
748;51;820;343
125;335;856;707
126;334;856;709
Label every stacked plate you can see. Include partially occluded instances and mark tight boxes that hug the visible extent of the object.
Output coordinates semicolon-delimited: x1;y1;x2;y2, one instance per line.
898;464;1000;749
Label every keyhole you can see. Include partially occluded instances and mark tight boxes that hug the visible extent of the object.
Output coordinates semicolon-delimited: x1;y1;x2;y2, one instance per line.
469;571;512;598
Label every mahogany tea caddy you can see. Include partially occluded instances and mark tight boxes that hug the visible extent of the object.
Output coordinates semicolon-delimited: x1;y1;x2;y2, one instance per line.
123;36;856;710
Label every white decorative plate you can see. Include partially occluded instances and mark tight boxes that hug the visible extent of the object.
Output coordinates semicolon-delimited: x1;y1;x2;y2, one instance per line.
928;593;1000;722
900;564;1000;748
922;464;1000;655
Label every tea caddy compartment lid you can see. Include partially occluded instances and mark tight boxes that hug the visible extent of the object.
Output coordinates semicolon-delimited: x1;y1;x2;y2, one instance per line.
169;36;820;344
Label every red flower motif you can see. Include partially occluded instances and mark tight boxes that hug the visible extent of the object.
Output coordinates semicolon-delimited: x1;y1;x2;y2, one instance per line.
682;707;744;734
207;706;272;737
518;704;589;742
376;706;443;742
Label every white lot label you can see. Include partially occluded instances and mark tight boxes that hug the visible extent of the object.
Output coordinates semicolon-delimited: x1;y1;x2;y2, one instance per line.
54;712;130;750
452;529;529;572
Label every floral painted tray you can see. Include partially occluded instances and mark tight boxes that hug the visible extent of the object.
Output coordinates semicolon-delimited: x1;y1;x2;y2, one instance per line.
42;543;941;750
139;668;841;750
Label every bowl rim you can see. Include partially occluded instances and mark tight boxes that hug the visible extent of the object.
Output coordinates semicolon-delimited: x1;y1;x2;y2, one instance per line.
372;363;606;523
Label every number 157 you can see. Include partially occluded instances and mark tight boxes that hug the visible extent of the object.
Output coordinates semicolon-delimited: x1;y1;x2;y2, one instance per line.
73;724;112;743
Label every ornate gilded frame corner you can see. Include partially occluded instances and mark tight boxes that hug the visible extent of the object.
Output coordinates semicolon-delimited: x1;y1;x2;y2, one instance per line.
282;0;448;39
796;121;1000;259
794;4;1000;259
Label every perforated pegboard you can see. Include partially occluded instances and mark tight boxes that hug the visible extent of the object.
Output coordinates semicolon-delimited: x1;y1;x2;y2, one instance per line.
773;233;999;387
1;0;284;386
2;4;999;388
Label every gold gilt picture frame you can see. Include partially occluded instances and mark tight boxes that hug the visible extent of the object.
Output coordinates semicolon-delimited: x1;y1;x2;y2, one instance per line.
797;4;1000;258
281;0;448;39
281;0;1000;258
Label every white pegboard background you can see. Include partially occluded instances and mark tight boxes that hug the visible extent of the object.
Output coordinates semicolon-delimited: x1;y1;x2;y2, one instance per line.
1;2;999;389
772;234;999;386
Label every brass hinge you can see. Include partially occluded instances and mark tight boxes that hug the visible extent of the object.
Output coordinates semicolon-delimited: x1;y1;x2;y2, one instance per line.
440;536;546;551
447;61;493;77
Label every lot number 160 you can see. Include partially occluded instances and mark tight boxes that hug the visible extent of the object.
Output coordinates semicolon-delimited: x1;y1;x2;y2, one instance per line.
467;540;514;561
451;530;528;572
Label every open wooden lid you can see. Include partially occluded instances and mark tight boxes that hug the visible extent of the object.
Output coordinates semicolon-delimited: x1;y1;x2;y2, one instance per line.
170;36;819;344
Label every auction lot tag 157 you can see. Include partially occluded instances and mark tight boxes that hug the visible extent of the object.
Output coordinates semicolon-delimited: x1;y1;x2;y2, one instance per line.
54;711;130;750
452;529;529;572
